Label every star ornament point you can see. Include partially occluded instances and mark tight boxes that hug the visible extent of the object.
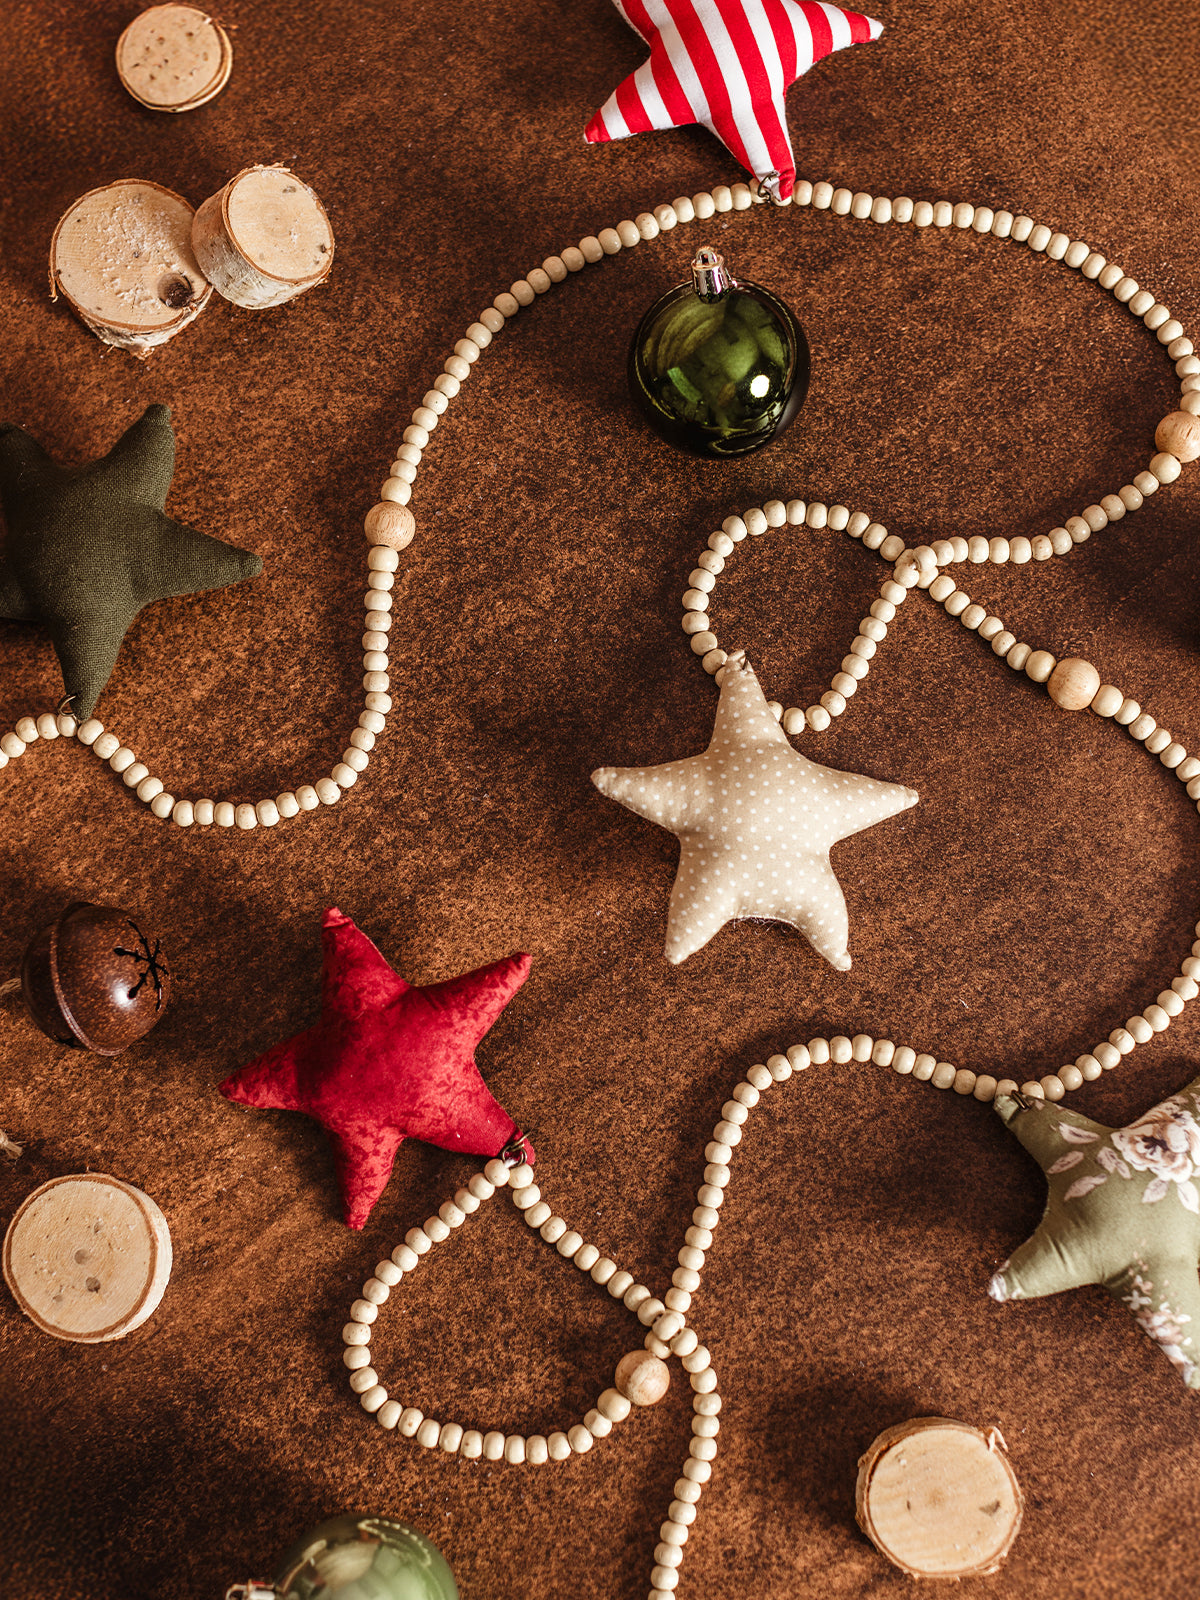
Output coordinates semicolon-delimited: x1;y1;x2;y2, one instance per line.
219;908;534;1229
592;653;917;966
991;1080;1200;1388
585;0;883;199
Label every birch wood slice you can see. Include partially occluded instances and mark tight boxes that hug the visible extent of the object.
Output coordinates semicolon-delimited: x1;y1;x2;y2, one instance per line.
3;1174;172;1342
116;5;232;112
855;1418;1023;1579
192;166;334;308
49;180;212;356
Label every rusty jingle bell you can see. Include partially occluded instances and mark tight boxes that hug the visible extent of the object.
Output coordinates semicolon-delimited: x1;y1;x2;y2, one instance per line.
19;901;171;1054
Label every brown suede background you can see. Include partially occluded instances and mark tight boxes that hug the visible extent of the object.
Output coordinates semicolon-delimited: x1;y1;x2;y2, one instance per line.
3;2;1200;1596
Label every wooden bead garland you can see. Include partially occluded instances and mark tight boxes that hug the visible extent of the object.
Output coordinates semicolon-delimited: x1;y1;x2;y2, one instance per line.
678;495;1200;1105
6;175;1195;840
348;1030;1045;1597
344;1143;724;1597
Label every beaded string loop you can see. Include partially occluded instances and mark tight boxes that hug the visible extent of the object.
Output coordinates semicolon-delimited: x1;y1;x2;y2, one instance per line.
343;1152;723;1600
353;996;1200;1600
2;178;1195;827
678;496;1200;1105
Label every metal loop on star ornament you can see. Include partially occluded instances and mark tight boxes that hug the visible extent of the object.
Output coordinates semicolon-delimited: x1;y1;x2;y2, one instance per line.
499;1128;533;1165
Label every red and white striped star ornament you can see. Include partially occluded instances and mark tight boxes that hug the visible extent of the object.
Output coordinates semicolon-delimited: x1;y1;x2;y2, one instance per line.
585;0;882;201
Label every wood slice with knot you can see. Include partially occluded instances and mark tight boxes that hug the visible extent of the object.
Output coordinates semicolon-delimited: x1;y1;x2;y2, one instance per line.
116;5;233;112
49;180;212;355
192;166;335;309
3;1174;172;1342
855;1417;1023;1579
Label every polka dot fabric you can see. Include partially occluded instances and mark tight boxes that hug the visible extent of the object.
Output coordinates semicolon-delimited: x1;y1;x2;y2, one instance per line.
592;652;918;966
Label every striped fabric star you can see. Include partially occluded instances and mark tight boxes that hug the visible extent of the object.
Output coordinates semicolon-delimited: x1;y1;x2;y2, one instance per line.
585;0;882;201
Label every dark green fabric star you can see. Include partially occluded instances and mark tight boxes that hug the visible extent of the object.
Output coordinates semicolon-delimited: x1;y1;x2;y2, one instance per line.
990;1079;1200;1388
0;404;261;717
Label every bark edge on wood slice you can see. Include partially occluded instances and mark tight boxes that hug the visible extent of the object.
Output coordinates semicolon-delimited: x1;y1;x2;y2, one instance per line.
3;1173;172;1342
855;1417;1024;1579
115;4;233;112
192;166;335;309
49;180;212;357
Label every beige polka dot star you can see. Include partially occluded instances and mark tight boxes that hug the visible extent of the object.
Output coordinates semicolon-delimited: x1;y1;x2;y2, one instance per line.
592;652;918;967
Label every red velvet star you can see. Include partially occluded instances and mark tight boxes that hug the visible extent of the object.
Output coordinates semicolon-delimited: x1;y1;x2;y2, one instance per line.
219;908;533;1228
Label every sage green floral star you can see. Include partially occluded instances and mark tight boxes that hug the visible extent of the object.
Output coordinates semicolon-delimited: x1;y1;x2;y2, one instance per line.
0;404;261;717
990;1079;1200;1388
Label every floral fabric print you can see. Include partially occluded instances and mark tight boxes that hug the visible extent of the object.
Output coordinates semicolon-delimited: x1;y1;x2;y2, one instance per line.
990;1079;1200;1389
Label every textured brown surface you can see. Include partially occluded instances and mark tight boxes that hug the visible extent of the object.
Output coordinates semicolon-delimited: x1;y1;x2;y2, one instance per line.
2;2;1200;1597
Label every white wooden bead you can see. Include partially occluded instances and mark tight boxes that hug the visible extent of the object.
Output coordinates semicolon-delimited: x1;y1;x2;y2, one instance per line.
568;1424;594;1454
359;1386;388;1413
398;1408;423;1436
933;200;953;226
1157;989;1186;1017
214;802;236;826
892;197;914;223
458;1430;484;1458
503;1433;526;1463
342;1321;372;1345
361;1277;390;1305
194;799;216;824
255;798;281;826
585;1407;613;1438
913;200;934;226
540;1216;567;1244
350;1299;378;1324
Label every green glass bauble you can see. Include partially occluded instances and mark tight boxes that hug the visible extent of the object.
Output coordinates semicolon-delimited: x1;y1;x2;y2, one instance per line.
628;246;810;458
268;1515;458;1600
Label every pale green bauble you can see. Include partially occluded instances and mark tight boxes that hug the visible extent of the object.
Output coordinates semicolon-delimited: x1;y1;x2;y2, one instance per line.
270;1515;458;1600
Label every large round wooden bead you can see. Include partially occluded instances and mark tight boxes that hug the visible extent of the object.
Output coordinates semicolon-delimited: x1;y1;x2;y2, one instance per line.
364;501;416;550
20;902;171;1054
856;1418;1023;1578
615;1349;671;1406
1046;656;1101;711
3;1175;172;1341
1155;410;1200;463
